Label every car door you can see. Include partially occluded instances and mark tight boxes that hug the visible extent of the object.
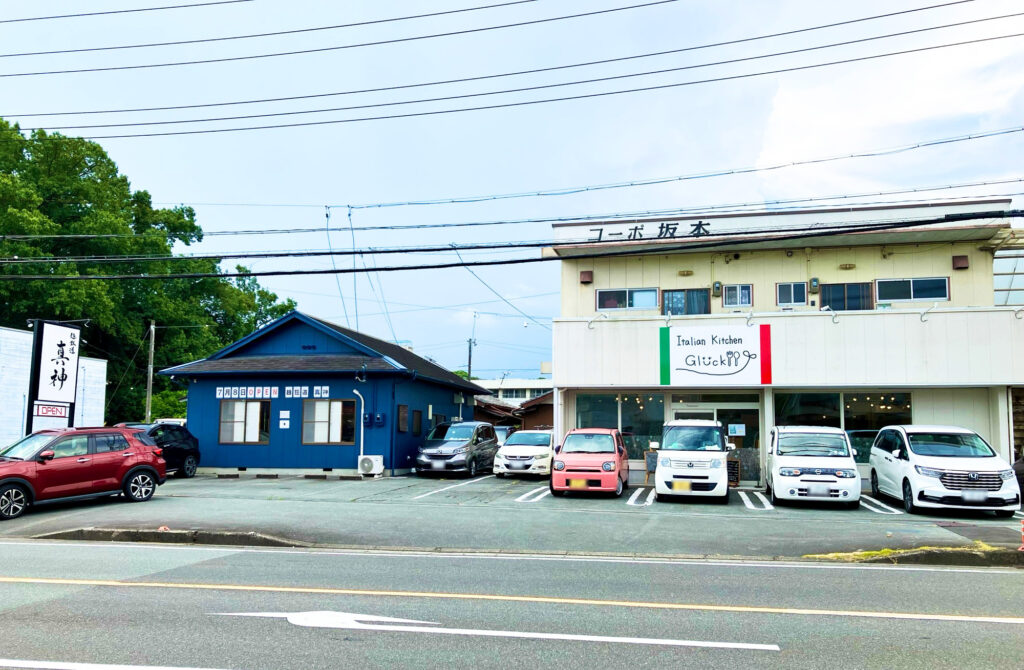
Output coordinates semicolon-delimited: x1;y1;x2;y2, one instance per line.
481;426;497;467
33;434;93;500
91;433;131;491
873;431;898;495
616;432;629;478
766;428;777;484
150;425;182;470
890;431;913;494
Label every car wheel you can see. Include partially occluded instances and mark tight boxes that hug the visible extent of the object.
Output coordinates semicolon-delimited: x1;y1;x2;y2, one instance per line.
614;476;624;498
870;470;881;498
467;459;478;478
993;509;1015;518
495;472;505;478
846;499;861;510
549;480;565;496
770;485;781;507
124;471;156;502
0;484;29;520
720;488;731;505
902;479;919;514
178;454;198;479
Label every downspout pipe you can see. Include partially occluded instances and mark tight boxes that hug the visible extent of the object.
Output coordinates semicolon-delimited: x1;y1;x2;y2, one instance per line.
352;388;365;459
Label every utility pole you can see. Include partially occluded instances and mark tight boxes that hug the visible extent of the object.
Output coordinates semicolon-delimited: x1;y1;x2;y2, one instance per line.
145;320;155;423
466;311;478;380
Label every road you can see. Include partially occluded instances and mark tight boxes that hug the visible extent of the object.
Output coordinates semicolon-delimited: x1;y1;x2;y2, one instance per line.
0;540;1021;669
1;475;1020;558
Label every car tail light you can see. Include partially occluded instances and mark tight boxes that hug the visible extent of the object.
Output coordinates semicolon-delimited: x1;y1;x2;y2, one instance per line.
153;448;163;457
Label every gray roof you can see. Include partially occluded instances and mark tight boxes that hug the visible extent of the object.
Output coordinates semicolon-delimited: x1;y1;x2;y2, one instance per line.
163;354;396;375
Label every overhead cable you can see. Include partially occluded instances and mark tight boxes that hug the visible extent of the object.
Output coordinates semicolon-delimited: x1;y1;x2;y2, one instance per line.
21;12;1024;133
453;248;552;330
3;0;977;117
2;211;1020;280
0;1;681;78
0;0;252;24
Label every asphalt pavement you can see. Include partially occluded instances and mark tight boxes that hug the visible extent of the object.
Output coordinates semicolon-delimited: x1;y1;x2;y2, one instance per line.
1;474;1020;559
0;540;1021;669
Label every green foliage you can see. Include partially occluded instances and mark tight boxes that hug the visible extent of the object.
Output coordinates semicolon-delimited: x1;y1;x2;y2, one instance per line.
149;389;187;420
452;370;480;380
0;120;295;422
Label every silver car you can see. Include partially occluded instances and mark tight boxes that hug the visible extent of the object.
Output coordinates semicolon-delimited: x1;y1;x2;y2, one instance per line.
415;421;498;478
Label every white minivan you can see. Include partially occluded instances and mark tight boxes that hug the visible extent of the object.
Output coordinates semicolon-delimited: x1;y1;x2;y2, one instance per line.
766;426;860;508
869;425;1021;516
653;420;732;504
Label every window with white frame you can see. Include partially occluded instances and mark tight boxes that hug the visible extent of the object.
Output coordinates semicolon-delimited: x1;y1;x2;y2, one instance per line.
777;282;807;306
219;400;270;444
876;277;949;302
723;284;752;308
596;288;658;310
302;399;356;444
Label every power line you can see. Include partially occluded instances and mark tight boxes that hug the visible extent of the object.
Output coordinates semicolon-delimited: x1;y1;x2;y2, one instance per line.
31;32;1024;139
323;206;350;328
0;0;253;24
0;1;536;58
1;211;1019;281
3;0;976;118
22;11;1023;133
453;248;552;331
0;1;680;78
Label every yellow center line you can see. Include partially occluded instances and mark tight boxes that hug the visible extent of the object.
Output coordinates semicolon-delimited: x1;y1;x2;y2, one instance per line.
1;575;1021;625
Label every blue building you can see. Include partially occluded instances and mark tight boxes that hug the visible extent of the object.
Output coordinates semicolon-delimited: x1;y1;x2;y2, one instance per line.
159;311;488;475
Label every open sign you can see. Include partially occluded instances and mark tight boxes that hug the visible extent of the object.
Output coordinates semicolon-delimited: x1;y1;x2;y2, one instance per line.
34;403;69;418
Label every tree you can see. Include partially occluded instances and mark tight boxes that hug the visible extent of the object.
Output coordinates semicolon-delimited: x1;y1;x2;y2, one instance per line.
0;120;295;422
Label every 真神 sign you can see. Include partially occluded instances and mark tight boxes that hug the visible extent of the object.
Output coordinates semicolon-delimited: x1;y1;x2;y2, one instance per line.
660;324;772;386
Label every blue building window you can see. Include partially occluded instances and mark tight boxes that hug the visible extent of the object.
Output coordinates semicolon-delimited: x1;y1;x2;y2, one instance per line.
302;399;356;444
220;400;270;444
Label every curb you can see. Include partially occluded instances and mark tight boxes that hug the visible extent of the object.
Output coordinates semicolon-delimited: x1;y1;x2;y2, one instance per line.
34;527;312;548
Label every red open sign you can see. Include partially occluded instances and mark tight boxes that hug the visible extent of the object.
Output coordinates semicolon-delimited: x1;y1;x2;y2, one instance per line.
34;403;69;418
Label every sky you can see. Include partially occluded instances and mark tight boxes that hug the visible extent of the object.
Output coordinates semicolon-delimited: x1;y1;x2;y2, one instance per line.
2;0;1022;377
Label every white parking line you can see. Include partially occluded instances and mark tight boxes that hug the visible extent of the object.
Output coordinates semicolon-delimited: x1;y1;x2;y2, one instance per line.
737;491;757;510
515;487;550;503
1014;511;1024;520
860;495;903;515
626;488;656;506
0;660;231;670
752;492;774;510
411;476;494;500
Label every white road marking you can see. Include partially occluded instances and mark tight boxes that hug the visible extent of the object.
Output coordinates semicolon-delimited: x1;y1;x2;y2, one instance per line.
626;488;656;506
1013;511;1024;520
515;487;550;503
0;541;1014;574
0;660;232;670
219;611;780;651
411;475;494;500
861;495;903;514
738;491;772;510
753;492;774;510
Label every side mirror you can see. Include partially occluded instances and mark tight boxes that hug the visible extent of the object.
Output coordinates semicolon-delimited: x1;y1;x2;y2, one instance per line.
38;450;54;462
554;444;561;454
649;441;660;450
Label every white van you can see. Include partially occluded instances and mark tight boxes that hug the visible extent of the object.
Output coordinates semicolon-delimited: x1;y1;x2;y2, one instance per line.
869;425;1020;516
653;420;732;504
766;426;860;508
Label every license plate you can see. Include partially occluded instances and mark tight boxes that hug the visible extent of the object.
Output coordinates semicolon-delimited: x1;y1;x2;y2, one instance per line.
569;479;587;489
808;484;830;497
431;460;444;470
672;480;692;492
510;462;527;470
962;490;987;503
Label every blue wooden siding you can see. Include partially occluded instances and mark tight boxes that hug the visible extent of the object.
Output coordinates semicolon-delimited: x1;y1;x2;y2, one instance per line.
226;320;365;357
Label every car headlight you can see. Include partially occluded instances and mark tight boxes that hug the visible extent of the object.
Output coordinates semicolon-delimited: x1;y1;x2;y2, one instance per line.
779;468;801;477
659;457;671;467
451;446;469;455
602;461;615;471
834;469;857;478
709;459;723;469
999;469;1014;481
915;465;943;478
553;460;565;471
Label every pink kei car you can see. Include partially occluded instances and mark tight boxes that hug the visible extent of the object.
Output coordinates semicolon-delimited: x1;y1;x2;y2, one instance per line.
550;428;629;497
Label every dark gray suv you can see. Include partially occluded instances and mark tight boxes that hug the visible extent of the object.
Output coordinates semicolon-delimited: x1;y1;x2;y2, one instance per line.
415;421;498;477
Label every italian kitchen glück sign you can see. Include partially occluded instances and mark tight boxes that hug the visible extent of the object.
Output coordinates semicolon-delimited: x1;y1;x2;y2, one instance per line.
659;324;772;386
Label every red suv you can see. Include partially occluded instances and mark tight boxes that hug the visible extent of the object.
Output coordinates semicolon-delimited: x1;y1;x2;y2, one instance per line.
0;427;167;521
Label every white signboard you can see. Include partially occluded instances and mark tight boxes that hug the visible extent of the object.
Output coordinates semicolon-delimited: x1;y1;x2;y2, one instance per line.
660;324;772;386
36;323;81;404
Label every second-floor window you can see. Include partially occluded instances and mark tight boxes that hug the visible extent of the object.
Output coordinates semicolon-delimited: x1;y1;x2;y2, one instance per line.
876;277;949;302
777;282;807;306
662;289;710;315
596;288;658;310
821;282;873;311
723;284;752;308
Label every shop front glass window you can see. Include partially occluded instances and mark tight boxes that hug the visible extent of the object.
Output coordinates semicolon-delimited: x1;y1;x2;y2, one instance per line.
619;393;665;459
774;393;841;428
575;394;618;431
843;392;911;463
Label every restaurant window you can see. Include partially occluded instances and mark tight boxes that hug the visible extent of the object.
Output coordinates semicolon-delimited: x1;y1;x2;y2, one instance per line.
397;405;408;433
220;400;270;444
412;410;423;436
844;392;912;464
774;393;841;428
723;284;752;308
620;393;665;459
777;282;807;306
820;283;873;311
302;399;356;444
662;289;711;316
876;278;949;303
672;392;761;404
596;288;658;310
575;394;619;432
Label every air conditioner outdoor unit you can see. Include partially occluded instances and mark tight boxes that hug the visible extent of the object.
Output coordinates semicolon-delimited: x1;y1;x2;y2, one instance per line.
358;454;384;476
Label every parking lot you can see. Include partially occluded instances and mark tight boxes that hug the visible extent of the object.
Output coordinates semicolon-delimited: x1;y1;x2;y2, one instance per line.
2;473;1020;560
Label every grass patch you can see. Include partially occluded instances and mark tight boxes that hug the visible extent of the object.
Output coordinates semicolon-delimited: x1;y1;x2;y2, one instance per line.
804;541;997;561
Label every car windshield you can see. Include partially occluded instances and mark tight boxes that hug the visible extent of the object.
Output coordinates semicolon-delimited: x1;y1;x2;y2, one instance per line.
561;433;615;454
908;432;995;458
777;433;849;457
504;433;551;447
0;433;55;460
426;424;476;441
661;426;724;451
